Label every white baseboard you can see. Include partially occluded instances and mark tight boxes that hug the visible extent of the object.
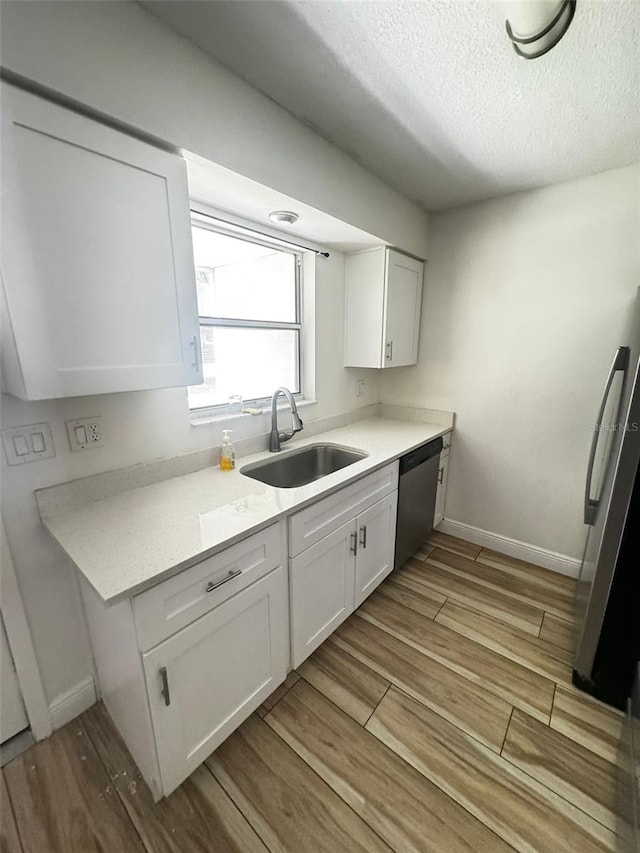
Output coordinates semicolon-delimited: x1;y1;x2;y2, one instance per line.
436;519;581;578
49;676;96;730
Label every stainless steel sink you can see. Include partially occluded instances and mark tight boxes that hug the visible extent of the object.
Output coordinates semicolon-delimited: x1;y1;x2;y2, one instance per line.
240;443;368;489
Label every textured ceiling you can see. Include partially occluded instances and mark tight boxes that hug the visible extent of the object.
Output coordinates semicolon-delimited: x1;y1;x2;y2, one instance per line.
141;0;640;211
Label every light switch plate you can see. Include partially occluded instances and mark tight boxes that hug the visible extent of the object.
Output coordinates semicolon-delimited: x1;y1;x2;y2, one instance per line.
355;379;366;397
66;417;105;452
1;422;56;466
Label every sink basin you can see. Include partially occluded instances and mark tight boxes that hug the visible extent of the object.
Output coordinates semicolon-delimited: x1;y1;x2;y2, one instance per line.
240;443;368;489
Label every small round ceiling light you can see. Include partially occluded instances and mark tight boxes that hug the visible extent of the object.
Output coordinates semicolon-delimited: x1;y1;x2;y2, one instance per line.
504;0;576;59
268;210;299;225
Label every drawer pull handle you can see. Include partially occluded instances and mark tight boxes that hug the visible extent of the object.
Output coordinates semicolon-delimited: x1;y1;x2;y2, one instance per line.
206;568;242;593
359;525;367;548
350;532;358;555
159;666;170;707
437;467;444;484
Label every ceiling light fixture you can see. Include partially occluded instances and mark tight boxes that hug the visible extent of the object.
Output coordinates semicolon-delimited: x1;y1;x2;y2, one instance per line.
268;210;299;225
504;0;576;59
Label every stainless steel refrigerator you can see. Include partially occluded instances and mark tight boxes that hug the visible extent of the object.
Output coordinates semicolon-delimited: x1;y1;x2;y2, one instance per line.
574;288;640;709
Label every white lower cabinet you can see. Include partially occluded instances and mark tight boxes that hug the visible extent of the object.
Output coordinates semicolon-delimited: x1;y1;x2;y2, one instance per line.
143;567;287;794
354;491;398;608
290;521;356;668
80;521;288;801
81;463;401;801
289;466;399;668
434;449;450;527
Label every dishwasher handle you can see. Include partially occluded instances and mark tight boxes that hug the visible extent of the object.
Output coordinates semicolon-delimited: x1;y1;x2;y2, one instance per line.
399;437;444;475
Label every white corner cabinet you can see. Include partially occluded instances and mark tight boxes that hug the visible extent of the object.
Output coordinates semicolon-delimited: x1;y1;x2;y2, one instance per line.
288;462;398;667
434;433;452;527
0;83;202;401
81;523;289;800
344;247;424;368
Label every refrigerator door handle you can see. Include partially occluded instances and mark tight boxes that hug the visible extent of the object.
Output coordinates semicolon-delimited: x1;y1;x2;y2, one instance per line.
584;346;630;525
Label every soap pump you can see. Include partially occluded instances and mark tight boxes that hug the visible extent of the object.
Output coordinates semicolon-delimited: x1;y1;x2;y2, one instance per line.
220;429;236;471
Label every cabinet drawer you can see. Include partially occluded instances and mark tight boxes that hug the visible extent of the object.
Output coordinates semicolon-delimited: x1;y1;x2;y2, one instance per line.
134;522;283;651
289;462;398;557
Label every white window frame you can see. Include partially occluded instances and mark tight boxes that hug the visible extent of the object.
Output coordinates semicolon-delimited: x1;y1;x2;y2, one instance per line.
189;213;303;415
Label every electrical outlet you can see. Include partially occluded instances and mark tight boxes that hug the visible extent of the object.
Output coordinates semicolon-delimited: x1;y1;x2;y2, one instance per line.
355;379;366;398
66;417;105;452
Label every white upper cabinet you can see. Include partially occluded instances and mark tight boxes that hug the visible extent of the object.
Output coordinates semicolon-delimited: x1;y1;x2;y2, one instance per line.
0;84;202;400
344;247;424;369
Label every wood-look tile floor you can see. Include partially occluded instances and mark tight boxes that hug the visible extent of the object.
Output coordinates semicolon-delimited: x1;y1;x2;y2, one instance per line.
1;532;633;852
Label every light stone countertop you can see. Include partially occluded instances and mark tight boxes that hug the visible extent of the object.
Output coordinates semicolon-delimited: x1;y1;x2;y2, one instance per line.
39;417;451;604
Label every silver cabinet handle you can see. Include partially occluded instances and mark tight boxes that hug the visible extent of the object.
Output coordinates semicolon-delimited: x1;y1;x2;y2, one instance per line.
437;467;444;484
584;346;629;525
350;532;358;555
159;666;170;706
359;525;367;548
191;334;202;373
206;568;242;593
385;341;393;361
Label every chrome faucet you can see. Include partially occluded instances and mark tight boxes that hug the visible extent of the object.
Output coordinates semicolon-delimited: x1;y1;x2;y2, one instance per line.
269;387;303;452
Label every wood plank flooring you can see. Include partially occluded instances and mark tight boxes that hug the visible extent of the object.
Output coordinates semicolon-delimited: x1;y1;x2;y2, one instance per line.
366;687;617;852
3;716;142;852
82;702;267;853
2;533;632;852
540;612;574;652
0;773;21;853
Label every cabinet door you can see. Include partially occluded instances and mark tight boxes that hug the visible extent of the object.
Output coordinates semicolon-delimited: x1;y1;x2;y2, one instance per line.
290;521;356;667
143;567;287;796
434;452;450;528
382;249;423;368
354;491;398;608
1;83;202;400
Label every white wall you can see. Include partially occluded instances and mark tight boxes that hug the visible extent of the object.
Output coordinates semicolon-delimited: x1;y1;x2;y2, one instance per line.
381;164;640;560
0;0;429;260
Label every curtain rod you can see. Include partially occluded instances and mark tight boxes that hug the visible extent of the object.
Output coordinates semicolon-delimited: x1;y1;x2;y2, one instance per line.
190;209;330;258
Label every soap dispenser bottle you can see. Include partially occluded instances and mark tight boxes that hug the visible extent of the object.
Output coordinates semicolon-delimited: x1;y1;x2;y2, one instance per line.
220;430;236;471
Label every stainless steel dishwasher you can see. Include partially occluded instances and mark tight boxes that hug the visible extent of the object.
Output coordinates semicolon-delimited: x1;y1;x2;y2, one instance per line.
394;437;443;569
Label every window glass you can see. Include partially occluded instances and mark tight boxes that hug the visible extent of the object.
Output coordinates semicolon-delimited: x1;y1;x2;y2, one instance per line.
189;326;299;409
188;221;301;411
192;227;296;322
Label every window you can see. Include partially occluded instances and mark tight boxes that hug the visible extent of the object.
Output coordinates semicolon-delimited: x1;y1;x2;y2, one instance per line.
188;219;302;411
